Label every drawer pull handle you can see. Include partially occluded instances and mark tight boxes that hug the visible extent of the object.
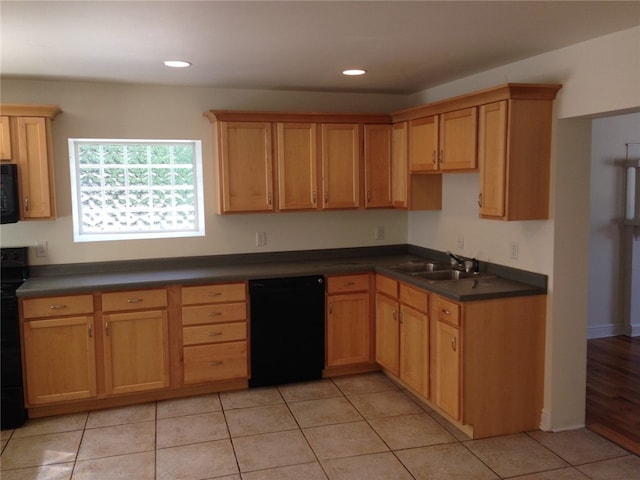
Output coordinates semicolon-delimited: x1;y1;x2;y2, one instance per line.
208;331;223;337
127;298;143;304
344;281;356;286
208;361;223;367
49;305;67;310
208;312;222;317
88;323;93;338
451;336;457;352
208;292;223;297
105;321;110;336
442;309;451;315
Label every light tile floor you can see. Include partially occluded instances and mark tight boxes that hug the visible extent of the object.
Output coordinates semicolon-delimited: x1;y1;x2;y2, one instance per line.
1;372;639;480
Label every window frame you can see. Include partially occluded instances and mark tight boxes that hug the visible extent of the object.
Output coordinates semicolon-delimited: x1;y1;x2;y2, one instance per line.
68;138;205;243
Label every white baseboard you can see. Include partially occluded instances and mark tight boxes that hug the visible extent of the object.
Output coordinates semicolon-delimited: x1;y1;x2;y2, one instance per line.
587;324;628;339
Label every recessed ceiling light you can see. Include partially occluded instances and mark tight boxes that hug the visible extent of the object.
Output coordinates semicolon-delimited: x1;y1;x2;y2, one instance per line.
163;60;192;68
342;69;367;76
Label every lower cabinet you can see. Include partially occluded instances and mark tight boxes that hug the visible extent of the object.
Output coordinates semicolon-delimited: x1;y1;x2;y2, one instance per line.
22;315;97;405
375;275;429;397
326;274;373;367
434;298;461;420
180;282;249;384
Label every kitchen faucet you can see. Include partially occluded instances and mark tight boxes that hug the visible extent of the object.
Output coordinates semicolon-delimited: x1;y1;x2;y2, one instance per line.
446;251;479;273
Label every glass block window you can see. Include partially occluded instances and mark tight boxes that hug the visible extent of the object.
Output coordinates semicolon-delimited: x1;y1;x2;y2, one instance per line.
68;139;205;242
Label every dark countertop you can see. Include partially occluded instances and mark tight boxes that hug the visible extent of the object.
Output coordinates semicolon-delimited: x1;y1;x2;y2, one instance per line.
16;245;546;302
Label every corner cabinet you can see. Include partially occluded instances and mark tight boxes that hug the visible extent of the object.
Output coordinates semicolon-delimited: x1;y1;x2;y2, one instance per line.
0;104;61;220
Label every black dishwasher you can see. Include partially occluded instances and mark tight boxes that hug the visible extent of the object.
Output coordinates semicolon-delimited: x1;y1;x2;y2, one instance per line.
249;275;325;387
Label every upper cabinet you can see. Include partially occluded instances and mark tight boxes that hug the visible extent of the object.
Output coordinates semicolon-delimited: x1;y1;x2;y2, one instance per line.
205;84;561;219
204;111;391;214
321;123;361;209
1;104;61;220
408;108;477;173
478;97;556;220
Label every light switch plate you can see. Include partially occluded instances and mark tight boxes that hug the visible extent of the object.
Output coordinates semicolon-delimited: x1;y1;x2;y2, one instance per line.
35;240;48;257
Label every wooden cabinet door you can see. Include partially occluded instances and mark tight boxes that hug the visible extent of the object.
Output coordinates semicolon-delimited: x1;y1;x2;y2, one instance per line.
15;116;55;219
478;101;507;218
364;124;392;208
409;116;438;172
326;292;371;366
391;122;408;208
217;121;273;213
400;305;429;398
321;123;361;209
375;293;399;375
435;320;460;420
276;122;318;210
103;310;170;395
0;116;11;160
439;108;477;171
22;316;97;405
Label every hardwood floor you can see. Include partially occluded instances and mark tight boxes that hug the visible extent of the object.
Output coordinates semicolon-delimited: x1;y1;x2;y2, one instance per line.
586;335;640;456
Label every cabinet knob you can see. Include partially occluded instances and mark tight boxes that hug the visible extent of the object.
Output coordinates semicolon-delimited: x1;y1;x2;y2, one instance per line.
442;309;451;315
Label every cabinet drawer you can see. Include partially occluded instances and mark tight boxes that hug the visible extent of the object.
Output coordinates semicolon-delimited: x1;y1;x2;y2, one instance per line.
183;323;247;346
181;283;246;305
400;283;429;312
182;303;246;325
183;342;248;384
22;295;94;319
376;274;398;298
327;274;369;294
102;289;167;312
436;297;460;326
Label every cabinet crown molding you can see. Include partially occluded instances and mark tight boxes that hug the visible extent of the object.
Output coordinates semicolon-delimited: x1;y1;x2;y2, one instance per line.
204;110;391;124
0;104;62;119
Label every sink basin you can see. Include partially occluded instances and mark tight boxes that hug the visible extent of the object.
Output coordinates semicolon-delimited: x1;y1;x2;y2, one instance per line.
412;270;492;282
390;261;450;273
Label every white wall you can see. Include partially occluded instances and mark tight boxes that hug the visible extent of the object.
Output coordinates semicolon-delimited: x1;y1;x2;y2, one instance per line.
407;26;640;432
0;79;409;264
589;112;640;338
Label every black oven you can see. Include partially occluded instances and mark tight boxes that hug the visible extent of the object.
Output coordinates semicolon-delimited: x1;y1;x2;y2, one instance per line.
1;164;20;224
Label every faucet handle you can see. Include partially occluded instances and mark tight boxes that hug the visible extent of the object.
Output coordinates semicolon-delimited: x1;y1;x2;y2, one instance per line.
463;260;474;273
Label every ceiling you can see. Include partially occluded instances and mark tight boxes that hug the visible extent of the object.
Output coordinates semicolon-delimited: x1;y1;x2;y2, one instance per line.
2;1;639;95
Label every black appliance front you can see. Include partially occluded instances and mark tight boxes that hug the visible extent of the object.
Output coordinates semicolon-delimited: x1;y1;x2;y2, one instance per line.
249;275;325;388
1;247;29;430
0;164;20;224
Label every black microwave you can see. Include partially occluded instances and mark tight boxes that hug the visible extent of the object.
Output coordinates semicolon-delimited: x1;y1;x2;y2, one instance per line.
1;164;20;224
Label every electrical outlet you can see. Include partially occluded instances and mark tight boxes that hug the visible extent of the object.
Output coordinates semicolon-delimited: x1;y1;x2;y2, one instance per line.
457;234;464;249
35;240;48;257
256;231;267;247
375;225;385;241
509;241;519;259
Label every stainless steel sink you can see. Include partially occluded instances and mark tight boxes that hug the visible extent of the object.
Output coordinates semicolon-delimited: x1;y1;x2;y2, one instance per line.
412;270;493;282
389;261;450;273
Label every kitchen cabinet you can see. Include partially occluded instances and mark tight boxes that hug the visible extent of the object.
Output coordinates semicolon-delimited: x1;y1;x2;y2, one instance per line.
180;282;248;384
408;108;477;173
102;289;170;395
276;122;318;210
326;274;372;367
363;124;392;208
391;121;442;210
321;123;361;209
215;121;274;213
0;116;11;160
430;293;546;438
375;275;429;397
0;104;61;220
478;98;555;220
21;294;96;405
